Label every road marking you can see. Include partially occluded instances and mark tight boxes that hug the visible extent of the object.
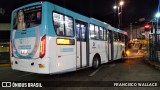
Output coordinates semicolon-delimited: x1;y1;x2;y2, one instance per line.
16;73;33;78
89;66;103;77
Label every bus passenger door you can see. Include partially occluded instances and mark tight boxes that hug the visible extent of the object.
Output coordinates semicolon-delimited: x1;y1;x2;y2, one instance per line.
76;20;88;69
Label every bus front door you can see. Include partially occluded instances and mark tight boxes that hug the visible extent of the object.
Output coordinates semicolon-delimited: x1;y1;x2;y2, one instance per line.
76;20;88;69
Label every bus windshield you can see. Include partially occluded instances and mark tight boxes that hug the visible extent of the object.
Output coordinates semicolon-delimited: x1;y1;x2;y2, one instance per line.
13;5;42;30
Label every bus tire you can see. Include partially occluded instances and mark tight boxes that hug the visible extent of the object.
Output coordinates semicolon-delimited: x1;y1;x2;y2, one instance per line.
92;55;101;69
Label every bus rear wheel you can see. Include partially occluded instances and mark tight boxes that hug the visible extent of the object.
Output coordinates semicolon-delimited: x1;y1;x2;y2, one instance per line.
92;55;100;69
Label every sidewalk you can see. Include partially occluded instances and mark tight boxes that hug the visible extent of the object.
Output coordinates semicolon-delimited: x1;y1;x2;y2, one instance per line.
144;57;160;70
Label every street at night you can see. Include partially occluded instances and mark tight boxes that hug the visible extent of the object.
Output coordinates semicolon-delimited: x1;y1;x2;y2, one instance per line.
0;57;159;82
1;56;160;89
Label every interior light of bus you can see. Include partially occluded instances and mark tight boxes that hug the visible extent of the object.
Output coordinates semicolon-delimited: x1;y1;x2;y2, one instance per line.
40;35;46;58
56;38;74;45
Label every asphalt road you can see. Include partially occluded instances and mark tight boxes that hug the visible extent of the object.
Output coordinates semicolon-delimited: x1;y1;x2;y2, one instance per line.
0;56;160;90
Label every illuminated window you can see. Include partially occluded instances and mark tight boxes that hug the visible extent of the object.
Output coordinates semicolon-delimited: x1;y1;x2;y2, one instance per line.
53;12;74;37
104;29;107;41
99;27;103;40
90;24;95;39
53;12;65;36
95;26;99;39
65;16;73;36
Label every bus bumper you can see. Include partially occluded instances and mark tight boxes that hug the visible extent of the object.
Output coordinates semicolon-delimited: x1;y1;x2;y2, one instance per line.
11;57;50;74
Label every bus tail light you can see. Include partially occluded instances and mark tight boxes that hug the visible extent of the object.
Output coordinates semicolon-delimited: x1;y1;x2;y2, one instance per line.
40;35;46;58
10;40;14;57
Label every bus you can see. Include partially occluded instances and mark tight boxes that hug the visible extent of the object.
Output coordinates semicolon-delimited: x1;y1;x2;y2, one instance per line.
10;1;127;74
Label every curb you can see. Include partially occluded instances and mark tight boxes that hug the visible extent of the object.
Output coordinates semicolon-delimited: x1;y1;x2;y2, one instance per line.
144;60;160;71
0;64;11;67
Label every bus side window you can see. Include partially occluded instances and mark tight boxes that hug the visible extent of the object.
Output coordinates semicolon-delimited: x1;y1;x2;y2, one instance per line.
107;30;110;42
53;12;74;37
81;25;86;41
104;29;108;41
99;27;103;40
65;16;74;37
114;32;118;41
90;24;95;39
95;26;99;40
104;29;106;41
53;12;65;36
76;24;80;40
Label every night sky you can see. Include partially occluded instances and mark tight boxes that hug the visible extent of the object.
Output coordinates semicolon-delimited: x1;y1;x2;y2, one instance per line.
0;0;159;28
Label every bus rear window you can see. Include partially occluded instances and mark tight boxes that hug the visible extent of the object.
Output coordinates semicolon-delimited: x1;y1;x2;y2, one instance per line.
13;5;42;30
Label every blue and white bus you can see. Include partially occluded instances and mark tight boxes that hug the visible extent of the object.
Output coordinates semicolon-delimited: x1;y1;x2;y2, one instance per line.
10;1;127;74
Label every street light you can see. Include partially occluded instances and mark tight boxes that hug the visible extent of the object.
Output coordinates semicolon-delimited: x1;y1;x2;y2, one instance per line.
155;12;160;18
113;5;120;28
113;0;124;29
119;1;124;6
119;0;124;28
113;5;117;10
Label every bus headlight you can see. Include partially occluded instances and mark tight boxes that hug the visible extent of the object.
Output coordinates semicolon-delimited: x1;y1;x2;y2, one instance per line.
126;50;130;55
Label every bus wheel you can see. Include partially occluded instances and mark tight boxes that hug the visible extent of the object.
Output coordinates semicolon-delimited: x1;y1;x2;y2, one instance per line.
92;55;100;69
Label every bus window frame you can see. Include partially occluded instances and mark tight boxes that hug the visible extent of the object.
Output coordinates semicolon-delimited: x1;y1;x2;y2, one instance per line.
52;11;75;37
